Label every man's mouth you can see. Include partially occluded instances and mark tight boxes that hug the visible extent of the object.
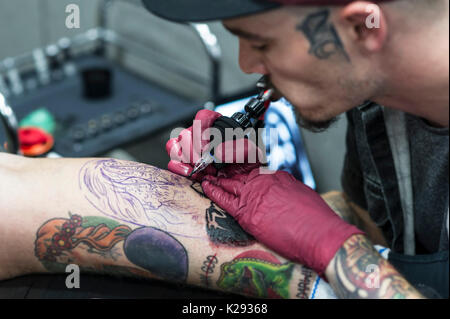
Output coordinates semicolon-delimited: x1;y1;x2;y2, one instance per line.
270;89;283;102
264;77;283;102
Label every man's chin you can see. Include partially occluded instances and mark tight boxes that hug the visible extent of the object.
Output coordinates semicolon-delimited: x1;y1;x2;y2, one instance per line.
292;107;339;133
296;115;339;133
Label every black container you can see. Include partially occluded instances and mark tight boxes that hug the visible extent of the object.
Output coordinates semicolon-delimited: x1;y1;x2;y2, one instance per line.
81;67;113;100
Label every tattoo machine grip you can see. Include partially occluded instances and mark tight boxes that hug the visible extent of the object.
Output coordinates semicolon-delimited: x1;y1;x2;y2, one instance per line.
208;115;247;170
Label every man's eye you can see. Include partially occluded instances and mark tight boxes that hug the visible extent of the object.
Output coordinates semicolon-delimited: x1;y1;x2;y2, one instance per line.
252;44;268;52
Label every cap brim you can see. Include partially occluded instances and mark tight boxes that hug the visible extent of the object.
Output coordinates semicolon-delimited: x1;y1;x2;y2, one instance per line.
141;0;281;23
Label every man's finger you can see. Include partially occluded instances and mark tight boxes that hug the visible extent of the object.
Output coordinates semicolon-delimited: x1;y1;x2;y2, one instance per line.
204;176;243;196
166;127;194;163
168;160;193;177
166;136;183;162
195;109;222;128
178;127;194;163
202;180;239;215
218;163;261;180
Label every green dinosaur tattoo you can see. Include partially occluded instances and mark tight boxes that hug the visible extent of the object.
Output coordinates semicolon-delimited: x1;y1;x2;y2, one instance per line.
217;254;295;299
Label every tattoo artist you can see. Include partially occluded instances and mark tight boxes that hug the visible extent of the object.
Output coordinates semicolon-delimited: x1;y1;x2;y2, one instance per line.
142;0;449;298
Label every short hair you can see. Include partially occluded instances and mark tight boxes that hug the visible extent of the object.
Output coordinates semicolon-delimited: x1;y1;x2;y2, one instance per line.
386;0;448;20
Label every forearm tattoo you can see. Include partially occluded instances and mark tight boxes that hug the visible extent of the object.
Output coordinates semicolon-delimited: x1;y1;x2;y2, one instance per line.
322;192;360;226
330;235;421;299
297;9;350;62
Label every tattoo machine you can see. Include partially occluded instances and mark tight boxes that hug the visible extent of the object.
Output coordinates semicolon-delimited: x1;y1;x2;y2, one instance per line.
189;76;274;177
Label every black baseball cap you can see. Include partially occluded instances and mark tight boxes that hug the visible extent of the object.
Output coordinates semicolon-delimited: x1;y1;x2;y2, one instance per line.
141;0;282;23
141;0;396;23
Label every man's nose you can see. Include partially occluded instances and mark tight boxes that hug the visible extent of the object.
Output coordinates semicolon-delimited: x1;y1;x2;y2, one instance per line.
238;40;269;75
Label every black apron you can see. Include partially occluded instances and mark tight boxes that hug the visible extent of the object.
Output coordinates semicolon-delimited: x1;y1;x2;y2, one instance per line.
389;250;448;298
348;102;449;298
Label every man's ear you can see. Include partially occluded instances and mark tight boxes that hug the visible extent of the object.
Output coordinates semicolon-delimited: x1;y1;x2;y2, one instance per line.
339;1;388;52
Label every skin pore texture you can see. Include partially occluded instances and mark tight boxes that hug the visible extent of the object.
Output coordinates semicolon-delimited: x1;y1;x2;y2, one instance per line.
0;154;322;299
223;0;449;130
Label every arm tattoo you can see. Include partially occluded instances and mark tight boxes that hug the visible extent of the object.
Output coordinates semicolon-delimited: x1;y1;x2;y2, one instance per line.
297;9;350;62
322;191;361;226
296;267;315;299
217;250;295;299
35;213;189;283
206;202;255;247
34;167;319;298
190;182;207;198
191;181;255;247
330;235;422;299
79;159;202;239
200;254;219;288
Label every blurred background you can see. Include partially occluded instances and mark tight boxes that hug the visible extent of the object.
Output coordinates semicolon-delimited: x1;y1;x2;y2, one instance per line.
0;0;348;194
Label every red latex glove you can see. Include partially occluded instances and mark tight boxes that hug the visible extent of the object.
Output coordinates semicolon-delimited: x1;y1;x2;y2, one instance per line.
202;168;365;277
166;109;263;181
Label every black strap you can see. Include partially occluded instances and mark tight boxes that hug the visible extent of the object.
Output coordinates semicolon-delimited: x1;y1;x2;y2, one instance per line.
352;103;405;252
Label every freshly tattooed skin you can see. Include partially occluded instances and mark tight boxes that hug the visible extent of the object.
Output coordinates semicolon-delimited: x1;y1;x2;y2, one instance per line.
328;235;423;299
79;159;202;239
190;183;207;198
297;9;350;61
